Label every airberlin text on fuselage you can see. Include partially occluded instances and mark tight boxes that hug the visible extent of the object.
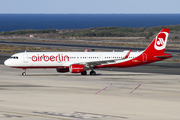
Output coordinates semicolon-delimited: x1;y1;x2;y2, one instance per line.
31;54;69;62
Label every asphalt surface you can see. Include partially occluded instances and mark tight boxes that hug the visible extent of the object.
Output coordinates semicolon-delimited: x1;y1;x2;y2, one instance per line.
1;38;180;120
0;37;180;120
100;62;180;75
1;65;180;120
0;40;180;53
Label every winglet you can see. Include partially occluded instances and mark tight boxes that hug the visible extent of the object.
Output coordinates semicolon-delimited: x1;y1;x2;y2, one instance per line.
125;49;132;58
85;48;88;52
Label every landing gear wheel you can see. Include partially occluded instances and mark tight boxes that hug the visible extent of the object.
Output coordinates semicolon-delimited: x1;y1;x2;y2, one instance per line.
22;68;26;76
22;72;26;76
81;71;87;75
90;71;96;75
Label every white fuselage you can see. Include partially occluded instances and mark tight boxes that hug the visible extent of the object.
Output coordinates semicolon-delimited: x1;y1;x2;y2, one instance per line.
4;51;143;68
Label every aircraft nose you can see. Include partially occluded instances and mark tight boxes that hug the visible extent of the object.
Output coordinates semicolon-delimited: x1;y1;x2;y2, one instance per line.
4;59;10;66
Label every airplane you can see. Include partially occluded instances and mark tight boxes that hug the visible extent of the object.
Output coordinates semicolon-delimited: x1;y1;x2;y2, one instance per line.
4;29;172;76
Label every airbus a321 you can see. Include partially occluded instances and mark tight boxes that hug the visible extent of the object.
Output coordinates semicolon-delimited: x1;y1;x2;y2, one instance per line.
4;29;172;76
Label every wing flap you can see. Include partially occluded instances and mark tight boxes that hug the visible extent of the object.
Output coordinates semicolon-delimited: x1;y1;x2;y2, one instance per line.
84;59;115;67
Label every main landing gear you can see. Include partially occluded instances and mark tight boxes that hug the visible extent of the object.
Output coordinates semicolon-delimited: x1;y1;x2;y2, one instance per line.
90;70;96;75
81;71;87;75
22;68;26;76
81;70;96;75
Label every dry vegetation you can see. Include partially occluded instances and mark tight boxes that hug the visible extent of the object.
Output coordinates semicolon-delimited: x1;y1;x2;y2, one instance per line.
1;25;180;50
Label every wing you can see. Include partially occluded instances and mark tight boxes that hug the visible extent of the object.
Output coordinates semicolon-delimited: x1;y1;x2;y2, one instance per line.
80;49;132;68
82;59;116;68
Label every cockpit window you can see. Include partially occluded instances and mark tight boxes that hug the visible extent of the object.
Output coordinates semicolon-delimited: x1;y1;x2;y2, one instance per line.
10;56;18;59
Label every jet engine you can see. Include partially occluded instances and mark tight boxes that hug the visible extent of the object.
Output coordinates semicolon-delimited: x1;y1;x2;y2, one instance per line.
56;66;69;73
69;64;85;73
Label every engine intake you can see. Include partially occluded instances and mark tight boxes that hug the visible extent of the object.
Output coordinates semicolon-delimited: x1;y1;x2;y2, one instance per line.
69;64;85;73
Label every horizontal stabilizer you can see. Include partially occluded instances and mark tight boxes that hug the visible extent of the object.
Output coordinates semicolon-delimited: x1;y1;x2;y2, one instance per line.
155;55;172;58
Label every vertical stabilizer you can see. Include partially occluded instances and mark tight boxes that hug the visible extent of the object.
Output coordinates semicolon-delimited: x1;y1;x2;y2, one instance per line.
144;29;170;53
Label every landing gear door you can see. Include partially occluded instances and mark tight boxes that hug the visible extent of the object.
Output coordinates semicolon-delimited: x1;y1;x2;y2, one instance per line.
23;54;28;63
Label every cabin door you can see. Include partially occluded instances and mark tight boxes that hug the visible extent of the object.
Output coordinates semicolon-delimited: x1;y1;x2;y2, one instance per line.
23;53;28;63
98;55;103;60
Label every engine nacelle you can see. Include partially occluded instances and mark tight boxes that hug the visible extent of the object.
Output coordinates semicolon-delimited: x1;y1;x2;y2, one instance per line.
56;66;69;73
69;64;85;73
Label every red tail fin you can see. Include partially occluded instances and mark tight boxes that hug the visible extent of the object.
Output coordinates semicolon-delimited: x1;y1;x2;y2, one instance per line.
144;29;170;53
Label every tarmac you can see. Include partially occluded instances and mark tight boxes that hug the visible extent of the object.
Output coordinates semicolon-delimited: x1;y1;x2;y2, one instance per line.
0;40;180;52
0;65;180;120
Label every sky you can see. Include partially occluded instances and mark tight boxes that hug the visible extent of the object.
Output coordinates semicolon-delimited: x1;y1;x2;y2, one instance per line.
1;0;180;14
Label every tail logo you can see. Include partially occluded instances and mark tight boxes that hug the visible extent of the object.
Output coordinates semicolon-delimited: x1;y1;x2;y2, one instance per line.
156;38;165;46
154;32;168;50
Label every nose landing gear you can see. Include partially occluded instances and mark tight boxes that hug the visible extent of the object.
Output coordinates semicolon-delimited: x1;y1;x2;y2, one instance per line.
22;68;26;76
